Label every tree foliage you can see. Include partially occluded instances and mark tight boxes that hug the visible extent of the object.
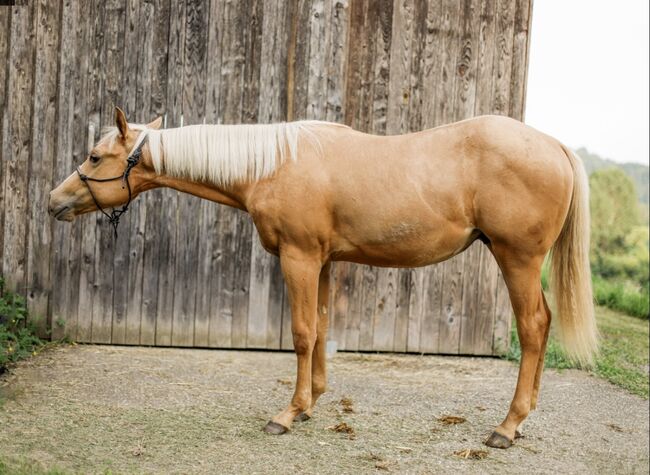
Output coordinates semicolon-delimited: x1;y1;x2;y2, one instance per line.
590;168;641;254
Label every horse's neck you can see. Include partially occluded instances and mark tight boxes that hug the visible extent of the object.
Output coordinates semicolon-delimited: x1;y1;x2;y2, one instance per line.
154;173;251;211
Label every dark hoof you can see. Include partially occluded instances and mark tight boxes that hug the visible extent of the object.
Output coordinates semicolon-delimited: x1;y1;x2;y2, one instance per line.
294;412;311;422
263;421;288;435
485;431;513;449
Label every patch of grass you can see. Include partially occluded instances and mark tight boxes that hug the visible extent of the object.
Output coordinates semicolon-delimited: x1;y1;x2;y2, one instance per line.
0;457;68;475
592;276;649;320
541;263;649;320
0;279;45;373
505;304;649;398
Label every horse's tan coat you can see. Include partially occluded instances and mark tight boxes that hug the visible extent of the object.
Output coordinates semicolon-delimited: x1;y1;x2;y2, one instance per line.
49;109;596;448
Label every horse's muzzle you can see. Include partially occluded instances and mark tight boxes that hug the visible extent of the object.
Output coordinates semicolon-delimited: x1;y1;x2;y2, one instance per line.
48;192;75;221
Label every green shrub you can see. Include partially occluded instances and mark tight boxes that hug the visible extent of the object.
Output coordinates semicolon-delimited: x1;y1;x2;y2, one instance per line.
593;276;649;320
0;278;44;372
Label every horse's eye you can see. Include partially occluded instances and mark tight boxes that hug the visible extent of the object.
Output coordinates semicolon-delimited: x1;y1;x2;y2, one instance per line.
89;155;101;164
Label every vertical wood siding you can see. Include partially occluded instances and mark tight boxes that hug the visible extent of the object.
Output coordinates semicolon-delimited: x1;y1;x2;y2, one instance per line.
0;0;532;355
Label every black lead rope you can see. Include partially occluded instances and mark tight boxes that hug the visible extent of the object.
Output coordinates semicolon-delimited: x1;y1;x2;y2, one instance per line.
76;136;147;238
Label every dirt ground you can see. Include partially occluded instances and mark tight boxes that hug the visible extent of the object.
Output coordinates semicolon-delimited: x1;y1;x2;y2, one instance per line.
1;345;648;474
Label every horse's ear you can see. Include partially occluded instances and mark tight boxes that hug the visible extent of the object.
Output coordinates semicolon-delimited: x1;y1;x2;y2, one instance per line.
115;106;128;139
146;116;163;130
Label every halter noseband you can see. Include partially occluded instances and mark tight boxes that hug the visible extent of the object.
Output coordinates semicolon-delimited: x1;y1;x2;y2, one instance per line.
76;132;148;238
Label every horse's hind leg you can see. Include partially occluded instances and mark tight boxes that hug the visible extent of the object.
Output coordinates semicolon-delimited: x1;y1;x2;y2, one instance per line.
295;262;331;422
485;246;549;449
531;291;552;411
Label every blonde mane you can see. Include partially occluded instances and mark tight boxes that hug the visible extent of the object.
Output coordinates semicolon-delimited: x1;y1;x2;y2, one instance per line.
100;121;339;186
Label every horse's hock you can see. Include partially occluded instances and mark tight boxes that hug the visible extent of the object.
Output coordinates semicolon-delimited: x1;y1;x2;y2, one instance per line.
0;0;532;354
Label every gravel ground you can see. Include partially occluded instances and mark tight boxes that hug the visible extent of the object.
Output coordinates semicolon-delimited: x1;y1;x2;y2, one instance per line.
0;345;648;474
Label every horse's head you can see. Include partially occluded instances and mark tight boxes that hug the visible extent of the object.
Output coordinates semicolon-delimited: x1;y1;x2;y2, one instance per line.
49;107;161;223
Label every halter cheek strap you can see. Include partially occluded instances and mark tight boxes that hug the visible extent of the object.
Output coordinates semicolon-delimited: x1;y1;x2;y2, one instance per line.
76;132;148;238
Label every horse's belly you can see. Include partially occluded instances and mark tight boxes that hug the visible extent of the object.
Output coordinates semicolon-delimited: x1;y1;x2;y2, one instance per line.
331;224;476;268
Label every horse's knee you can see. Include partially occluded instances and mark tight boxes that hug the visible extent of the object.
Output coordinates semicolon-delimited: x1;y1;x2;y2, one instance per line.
292;327;316;355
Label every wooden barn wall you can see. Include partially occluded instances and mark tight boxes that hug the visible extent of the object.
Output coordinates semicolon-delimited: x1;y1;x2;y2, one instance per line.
0;0;532;355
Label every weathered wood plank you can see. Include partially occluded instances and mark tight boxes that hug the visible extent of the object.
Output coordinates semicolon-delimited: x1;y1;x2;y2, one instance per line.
406;268;424;352
493;270;512;354
372;267;397;351
306;0;327;120
1;1;36;297
140;0;171;346
287;0;312;121
473;244;499;354
393;269;410;352
387;0;415;135
25;0;62;336
342;264;364;351
324;0;349;123
491;0;515;116
509;0;532;120
155;0;186;346
50;0;80;341
419;261;443;353
0;6;11;268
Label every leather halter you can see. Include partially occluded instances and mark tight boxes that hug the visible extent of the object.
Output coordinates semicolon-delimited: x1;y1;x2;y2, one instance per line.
76;132;147;238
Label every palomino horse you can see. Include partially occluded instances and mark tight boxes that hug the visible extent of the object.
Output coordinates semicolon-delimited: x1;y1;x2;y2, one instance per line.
49;107;598;449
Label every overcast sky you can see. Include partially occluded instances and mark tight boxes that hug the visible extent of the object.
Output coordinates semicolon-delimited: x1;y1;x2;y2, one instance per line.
525;0;649;165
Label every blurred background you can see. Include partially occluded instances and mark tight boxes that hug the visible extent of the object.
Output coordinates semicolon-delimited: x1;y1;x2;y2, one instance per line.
527;0;649;322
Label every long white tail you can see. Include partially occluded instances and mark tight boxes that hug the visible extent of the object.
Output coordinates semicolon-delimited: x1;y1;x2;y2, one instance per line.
549;146;599;366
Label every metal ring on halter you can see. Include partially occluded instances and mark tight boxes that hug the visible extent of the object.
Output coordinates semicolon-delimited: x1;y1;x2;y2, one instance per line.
76;134;147;238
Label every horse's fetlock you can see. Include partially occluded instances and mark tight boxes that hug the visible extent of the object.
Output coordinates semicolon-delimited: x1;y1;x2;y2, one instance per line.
510;399;531;420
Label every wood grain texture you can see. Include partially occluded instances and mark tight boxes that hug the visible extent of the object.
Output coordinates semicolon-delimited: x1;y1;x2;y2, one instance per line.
2;1;36;299
25;0;62;336
155;0;185;346
50;0;79;341
5;0;532;355
0;7;11;268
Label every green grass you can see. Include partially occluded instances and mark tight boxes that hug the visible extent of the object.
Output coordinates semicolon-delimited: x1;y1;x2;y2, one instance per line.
541;264;649;320
592;276;649;319
0;458;68;475
505;304;649;398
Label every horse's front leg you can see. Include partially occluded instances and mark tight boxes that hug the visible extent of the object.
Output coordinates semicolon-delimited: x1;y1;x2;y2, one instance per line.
264;251;322;434
295;261;331;422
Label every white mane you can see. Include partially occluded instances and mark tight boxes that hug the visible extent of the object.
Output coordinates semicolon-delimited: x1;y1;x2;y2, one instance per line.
100;121;339;186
